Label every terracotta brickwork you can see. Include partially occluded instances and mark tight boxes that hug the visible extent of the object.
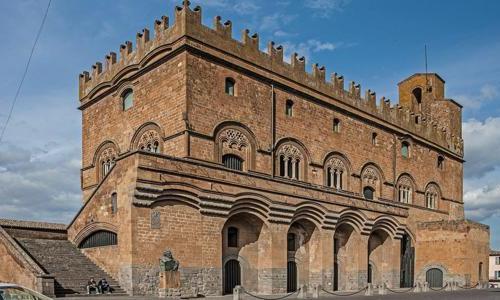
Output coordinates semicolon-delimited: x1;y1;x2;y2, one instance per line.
64;1;490;296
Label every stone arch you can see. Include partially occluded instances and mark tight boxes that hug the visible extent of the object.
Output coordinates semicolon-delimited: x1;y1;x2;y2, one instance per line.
287;218;322;290
73;222;118;246
229;196;270;222
292;202;327;228
93;140;120;181
371;215;401;239
222;212;271;294
368;228;399;287
214;122;257;171
336;209;368;233
323;152;352;191
360;163;385;200
130;122;164;153
417;264;450;286
152;188;202;210
275;138;310;181
333;212;366;291
396;173;416;204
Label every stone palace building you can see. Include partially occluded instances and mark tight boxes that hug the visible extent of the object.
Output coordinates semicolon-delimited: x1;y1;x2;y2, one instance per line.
0;1;490;297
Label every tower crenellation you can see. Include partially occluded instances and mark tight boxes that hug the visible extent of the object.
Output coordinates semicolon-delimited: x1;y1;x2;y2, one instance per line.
78;1;463;157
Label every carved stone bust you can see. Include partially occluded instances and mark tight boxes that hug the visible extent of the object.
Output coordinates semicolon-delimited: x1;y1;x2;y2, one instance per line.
159;250;179;272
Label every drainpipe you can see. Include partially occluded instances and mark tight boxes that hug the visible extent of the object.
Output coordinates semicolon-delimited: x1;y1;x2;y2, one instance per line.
271;84;276;177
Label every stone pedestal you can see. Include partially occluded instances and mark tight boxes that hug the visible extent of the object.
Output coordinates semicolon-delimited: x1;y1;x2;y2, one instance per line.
159;271;181;298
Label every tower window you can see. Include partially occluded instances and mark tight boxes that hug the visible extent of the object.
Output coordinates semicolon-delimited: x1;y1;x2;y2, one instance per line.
363;186;374;200
225;78;235;96
333;118;341;133
228;227;238;247
285;100;294;117
401;142;410;158
122;89;134;111
371;132;378;145
437;155;444;170
412;87;422;111
223;154;243;171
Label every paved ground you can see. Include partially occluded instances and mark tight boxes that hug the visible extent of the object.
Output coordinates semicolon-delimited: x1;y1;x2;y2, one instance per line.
62;289;500;300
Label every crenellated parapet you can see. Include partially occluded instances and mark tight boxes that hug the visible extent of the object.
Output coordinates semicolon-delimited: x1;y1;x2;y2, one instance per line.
79;0;463;157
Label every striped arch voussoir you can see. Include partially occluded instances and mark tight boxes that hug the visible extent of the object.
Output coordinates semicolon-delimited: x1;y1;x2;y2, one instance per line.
73;222;118;246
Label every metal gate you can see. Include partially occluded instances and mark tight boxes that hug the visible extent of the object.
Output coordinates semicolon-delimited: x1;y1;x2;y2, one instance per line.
287;261;297;292
400;235;414;288
224;259;241;294
426;268;443;288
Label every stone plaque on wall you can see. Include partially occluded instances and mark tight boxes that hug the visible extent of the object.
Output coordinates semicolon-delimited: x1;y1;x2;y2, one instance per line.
151;210;161;229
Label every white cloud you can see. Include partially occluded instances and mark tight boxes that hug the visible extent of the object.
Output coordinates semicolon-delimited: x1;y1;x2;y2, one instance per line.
281;39;344;63
464;182;500;221
304;0;351;17
454;84;499;110
463;117;500;178
259;13;296;32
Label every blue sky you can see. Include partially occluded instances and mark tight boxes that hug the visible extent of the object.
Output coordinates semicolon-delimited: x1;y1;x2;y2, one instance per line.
1;0;500;247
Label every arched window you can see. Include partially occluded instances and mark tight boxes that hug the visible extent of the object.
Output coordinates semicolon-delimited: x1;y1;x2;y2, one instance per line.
325;157;346;190
228;227;238;248
137;130;161;154
285;100;294;117
425;186;439;209
111;193;117;214
287;233;296;251
79;230;117;249
333;118;341;133
401;141;410;158
98;147;117;178
412;87;422;111
363;186;374;200
225;78;235;96
437;155;444;170
223;154;243;171
398;177;413;204
122;89;134;111
277;144;303;180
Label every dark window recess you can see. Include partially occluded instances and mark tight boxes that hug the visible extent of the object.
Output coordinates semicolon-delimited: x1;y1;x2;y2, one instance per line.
285;100;294;116
279;155;286;176
79;230;117;249
437;156;444;169
363;187;374;200
287;233;296;251
111;193;117;214
225;78;235;96
228;227;238;247
223;154;243;171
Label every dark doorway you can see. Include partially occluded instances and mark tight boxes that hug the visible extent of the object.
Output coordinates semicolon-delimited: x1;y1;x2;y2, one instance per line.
400;234;414;287
224;259;241;294
367;263;372;284
426;268;443;288
287;261;297;292
333;238;339;290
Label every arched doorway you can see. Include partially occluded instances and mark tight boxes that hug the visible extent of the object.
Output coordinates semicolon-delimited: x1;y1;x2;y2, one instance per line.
400;234;414;288
287;261;297;292
368;229;396;287
287;219;321;290
367;263;373;284
222;213;269;294
224;260;241;294
333;223;361;291
426;268;443;288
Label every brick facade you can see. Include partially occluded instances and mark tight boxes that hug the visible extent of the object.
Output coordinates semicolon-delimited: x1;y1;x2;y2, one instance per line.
65;1;490;296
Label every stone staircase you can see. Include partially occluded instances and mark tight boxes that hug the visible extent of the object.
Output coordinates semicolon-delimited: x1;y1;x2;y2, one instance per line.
14;237;126;297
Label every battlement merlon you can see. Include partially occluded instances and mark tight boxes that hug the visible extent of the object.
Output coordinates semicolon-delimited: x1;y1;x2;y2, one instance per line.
78;1;464;158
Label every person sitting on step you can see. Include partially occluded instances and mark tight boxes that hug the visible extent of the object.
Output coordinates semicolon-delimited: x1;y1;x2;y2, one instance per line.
86;278;99;294
98;278;111;294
